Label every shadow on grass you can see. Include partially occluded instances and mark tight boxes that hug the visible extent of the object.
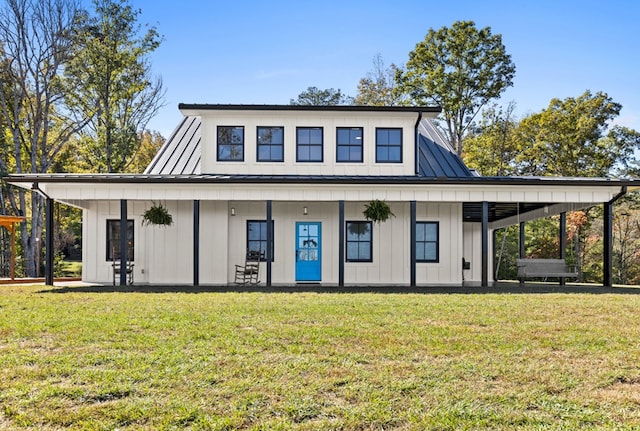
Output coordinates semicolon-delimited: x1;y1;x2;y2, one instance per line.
40;282;640;295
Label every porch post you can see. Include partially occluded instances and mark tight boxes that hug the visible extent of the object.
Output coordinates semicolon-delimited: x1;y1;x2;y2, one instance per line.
410;200;416;287
119;199;128;286
481;201;489;287
338;200;344;287
519;221;525;286
266;200;272;287
193;200;200;287
45;197;54;286
559;212;567;286
603;201;613;287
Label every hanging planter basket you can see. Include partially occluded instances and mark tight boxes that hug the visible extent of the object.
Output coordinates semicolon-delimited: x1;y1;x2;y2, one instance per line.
142;202;173;227
363;199;395;224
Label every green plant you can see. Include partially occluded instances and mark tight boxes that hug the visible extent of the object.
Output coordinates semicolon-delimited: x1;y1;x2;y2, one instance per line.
142;202;173;227
363;199;395;223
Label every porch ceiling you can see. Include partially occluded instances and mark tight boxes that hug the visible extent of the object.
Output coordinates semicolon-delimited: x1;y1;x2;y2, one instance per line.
463;202;549;223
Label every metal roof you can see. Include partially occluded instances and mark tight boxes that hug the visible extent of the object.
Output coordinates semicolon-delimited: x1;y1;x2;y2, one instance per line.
178;103;441;114
417;120;474;178
145;116;201;175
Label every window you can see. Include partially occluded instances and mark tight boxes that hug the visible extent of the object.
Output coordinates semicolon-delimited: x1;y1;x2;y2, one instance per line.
376;128;402;163
296;127;323;162
336;127;363;162
416;221;439;262
346;221;372;262
247;220;274;262
106;219;134;261
257;126;284;162
217;126;244;161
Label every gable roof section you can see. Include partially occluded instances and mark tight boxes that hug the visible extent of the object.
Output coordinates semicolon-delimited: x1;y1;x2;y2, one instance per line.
145;116;201;175
417;120;474;178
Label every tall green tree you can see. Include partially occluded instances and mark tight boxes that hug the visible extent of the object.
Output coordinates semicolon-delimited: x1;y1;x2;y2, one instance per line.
398;20;515;155
0;0;84;276
355;54;404;106
64;0;164;173
290;86;353;106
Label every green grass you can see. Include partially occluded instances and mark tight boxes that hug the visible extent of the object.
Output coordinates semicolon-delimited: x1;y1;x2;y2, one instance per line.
1;285;640;430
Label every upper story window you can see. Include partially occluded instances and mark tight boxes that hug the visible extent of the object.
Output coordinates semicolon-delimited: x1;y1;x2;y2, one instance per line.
257;126;284;162
376;128;402;163
217;126;244;161
296;127;323;162
416;221;439;263
336;127;363;163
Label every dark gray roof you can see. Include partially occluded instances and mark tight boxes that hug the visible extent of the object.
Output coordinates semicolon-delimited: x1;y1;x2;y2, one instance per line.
417;120;474;178
145;116;201;175
178;103;441;114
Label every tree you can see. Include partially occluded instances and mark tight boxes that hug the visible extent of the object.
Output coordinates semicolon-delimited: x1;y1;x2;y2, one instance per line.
514;91;628;177
463;102;519;176
398;20;515;155
64;0;164;173
355;54;404;106
290;87;353;106
0;0;85;276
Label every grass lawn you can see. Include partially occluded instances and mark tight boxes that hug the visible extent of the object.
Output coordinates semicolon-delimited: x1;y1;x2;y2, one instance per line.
1;285;640;430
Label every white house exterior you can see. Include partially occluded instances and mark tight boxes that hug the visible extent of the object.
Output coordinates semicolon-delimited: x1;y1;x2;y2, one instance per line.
7;105;637;287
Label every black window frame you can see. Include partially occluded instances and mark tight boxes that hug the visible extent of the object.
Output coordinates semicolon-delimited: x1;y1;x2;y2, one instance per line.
416;221;439;263
247;220;274;262
375;127;403;163
296;127;324;162
217;126;245;161
257;126;284;162
106;219;134;262
345;221;373;263
336;127;363;163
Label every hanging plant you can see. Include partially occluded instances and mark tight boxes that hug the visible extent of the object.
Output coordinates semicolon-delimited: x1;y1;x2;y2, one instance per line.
363;199;395;224
142;202;173;227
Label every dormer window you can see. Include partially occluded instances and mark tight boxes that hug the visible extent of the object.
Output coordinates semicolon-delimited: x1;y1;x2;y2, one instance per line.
296;127;323;162
376;128;402;163
217;126;244;161
257;126;284;162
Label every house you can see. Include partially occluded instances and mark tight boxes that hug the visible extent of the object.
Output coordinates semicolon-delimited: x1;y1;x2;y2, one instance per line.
7;104;638;287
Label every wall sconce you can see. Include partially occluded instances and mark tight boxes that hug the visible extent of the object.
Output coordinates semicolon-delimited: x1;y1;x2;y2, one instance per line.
303;206;308;215
230;207;236;216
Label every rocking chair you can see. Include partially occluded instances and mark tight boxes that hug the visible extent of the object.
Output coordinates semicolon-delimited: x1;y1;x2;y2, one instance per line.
234;250;263;285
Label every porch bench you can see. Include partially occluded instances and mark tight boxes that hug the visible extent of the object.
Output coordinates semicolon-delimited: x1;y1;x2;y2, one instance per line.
516;258;577;280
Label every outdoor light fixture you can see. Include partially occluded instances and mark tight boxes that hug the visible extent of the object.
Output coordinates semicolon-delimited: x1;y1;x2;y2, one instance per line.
303;206;308;215
231;207;236;216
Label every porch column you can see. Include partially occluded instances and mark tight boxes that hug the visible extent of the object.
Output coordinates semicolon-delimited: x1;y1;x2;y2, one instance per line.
119;199;128;286
603;201;613;287
193;200;200;287
45;197;54;286
266;200;272;287
410;200;416;287
481;201;489;287
338;200;344;287
559;212;567;286
519;221;525;286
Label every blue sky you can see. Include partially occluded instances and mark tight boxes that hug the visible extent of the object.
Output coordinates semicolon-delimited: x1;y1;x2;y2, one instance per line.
127;0;640;138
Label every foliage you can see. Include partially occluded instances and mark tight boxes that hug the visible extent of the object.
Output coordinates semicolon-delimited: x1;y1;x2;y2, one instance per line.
290;86;353;106
363;199;395;223
515;91;627;177
398;20;515;155
141;202;173;227
125;130;165;173
64;0;165;173
2;286;640;429
355;54;405;106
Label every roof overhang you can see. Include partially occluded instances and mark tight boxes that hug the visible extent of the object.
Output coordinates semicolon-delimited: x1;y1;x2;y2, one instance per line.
6;174;637;225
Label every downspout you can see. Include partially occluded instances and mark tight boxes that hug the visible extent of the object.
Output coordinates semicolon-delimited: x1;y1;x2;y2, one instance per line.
610;186;627;204
414;111;423;175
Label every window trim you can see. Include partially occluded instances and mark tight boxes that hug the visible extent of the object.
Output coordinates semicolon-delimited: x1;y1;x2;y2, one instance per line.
336;127;364;163
296;126;324;162
246;220;274;262
375;127;403;163
106;219;134;262
416;221;439;263
345;220;373;263
217;125;245;162
256;126;284;162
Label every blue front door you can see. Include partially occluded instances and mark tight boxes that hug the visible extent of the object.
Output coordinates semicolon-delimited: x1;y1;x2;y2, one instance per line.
295;222;321;282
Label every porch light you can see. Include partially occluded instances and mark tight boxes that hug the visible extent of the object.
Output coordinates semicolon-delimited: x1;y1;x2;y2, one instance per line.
303;206;308;215
231;207;236;216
